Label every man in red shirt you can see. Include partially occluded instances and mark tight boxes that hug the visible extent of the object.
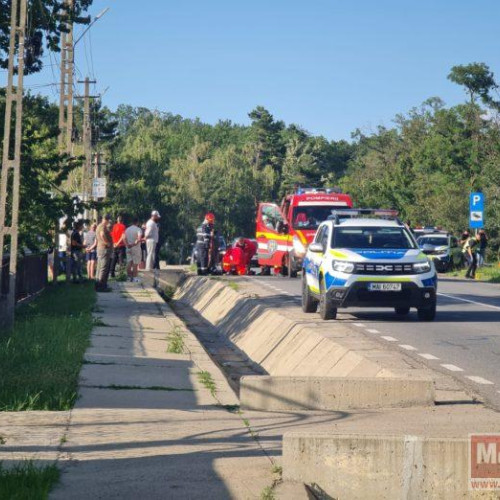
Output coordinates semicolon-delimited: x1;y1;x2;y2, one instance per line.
110;215;127;278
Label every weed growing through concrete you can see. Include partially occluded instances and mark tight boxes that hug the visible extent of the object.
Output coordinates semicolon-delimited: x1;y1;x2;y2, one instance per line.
0;461;60;499
82;360;117;366
92;317;112;327
167;327;185;354
260;486;276;500
197;371;217;397
59;434;67;445
163;285;175;301
0;435;5;445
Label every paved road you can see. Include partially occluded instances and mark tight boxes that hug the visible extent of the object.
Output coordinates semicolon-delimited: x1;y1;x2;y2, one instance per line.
244;274;500;411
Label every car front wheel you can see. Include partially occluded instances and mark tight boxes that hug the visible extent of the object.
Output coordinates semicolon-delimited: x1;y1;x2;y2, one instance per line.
319;277;337;320
417;301;436;321
302;274;318;313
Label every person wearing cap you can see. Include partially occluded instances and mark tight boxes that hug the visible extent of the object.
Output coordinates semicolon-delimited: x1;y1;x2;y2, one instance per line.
145;210;161;271
195;212;219;275
95;214;114;291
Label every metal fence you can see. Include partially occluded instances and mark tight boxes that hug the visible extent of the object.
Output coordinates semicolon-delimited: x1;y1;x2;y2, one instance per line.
1;253;48;302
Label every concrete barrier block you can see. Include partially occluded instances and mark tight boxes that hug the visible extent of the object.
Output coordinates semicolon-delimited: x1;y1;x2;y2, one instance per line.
282;433;496;499
239;376;435;411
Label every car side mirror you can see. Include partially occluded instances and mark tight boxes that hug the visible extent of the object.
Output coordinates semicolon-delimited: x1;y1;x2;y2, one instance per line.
309;243;324;253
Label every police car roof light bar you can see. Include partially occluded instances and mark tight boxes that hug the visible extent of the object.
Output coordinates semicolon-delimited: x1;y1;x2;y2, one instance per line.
328;208;402;225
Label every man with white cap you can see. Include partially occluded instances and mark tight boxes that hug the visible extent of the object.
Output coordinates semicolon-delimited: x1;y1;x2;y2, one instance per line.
145;210;161;270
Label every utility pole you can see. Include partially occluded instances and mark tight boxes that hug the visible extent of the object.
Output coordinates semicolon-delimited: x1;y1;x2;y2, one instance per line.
0;0;28;330
77;77;97;219
54;0;74;283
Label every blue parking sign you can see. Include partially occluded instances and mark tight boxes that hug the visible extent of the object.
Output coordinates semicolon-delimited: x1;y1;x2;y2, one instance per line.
469;192;485;229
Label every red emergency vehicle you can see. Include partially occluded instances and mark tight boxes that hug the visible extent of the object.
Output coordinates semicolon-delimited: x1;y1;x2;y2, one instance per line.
256;188;353;277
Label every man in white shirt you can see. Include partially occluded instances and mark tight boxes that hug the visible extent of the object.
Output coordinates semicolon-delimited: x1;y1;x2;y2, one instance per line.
145;210;160;271
125;217;142;281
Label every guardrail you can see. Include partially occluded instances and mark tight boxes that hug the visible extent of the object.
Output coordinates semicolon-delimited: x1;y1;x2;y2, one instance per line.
1;253;48;302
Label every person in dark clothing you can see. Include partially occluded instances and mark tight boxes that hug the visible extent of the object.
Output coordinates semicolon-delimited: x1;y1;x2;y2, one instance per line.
465;233;480;279
478;230;488;267
70;221;85;283
196;213;219;275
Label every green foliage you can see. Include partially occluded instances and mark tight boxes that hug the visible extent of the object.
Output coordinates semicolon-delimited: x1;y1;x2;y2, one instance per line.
0;282;95;411
0;461;60;500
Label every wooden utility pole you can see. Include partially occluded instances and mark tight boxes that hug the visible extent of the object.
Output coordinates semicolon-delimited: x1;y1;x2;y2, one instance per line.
0;0;28;330
54;0;74;283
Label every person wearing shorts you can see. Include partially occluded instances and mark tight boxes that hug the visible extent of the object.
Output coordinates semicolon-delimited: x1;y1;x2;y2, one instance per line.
125;217;142;282
84;222;98;280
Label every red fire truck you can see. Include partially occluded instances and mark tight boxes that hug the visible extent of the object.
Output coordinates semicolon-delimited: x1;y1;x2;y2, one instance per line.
256;188;353;277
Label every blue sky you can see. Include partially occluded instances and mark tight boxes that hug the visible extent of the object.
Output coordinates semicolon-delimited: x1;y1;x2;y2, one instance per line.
24;0;500;140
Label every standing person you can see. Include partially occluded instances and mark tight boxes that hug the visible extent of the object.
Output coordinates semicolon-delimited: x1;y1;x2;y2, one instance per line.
154;221;162;270
140;222;147;268
125;217;142;282
460;231;471;267
95;214;113;292
465;233;480;279
84;222;98;280
145;211;161;271
478;230;488;267
110;215;127;278
70;221;85;283
195;212;219;275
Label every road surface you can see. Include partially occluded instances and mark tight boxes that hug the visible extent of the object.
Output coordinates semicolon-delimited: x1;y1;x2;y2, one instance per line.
243;274;500;411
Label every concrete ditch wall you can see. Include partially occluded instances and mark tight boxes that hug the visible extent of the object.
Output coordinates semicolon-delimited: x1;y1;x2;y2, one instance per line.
239;376;435;411
174;275;431;381
283;433;497;499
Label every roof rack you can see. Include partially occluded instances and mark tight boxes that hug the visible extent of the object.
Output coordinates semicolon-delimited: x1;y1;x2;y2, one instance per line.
296;186;343;195
327;208;403;225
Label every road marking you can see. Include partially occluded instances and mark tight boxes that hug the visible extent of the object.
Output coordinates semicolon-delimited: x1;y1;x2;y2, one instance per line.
466;376;494;385
381;336;398;342
367;328;380;334
438;292;500;311
419;353;440;360
441;364;464;372
353;323;366;327
399;344;417;351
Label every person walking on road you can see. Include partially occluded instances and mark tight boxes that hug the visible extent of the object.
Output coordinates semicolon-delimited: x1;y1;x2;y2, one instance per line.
465;233;480;279
84;222;98;280
125;217;142;282
95;214;114;292
478;230;488;267
70;221;85;283
145;211;161;271
110;215;127;278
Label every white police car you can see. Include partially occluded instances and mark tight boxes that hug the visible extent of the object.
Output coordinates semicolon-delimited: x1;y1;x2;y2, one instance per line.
302;210;437;321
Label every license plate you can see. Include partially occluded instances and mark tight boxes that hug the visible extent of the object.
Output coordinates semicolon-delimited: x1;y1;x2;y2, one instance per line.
368;283;402;292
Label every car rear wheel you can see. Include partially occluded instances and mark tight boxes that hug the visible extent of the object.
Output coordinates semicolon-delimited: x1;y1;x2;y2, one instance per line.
319;277;337;320
302;274;318;313
417;301;436;321
395;307;410;316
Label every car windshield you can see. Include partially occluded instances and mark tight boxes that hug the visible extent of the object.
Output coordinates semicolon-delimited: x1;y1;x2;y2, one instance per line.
292;206;346;230
332;226;417;249
418;237;448;247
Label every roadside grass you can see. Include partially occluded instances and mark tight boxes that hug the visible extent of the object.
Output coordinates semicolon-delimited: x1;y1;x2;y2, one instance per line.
0;461;60;500
0;282;95;411
450;264;500;283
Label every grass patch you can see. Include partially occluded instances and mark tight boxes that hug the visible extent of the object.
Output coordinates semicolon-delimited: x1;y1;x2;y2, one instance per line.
167;327;185;354
449;264;500;283
89;384;194;392
0;461;60;500
0;282;95;411
260;486;276;500
163;285;175;302
197;371;217;397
